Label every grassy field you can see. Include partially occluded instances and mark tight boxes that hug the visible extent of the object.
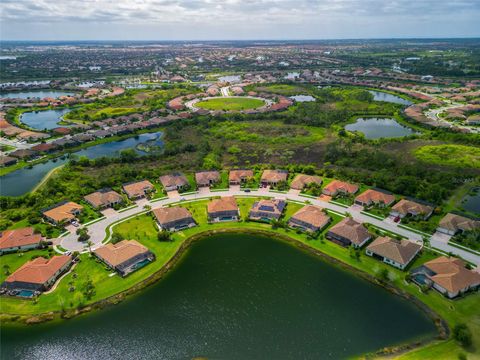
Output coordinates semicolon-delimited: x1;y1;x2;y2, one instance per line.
414;144;480;169
246;83;311;96
195;97;265;111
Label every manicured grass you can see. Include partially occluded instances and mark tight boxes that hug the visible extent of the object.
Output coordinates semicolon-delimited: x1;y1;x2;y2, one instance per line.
414;144;480;169
248;84;310;96
196;97;265;111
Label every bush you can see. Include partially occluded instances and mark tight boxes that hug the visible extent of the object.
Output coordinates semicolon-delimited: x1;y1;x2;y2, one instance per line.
453;324;472;348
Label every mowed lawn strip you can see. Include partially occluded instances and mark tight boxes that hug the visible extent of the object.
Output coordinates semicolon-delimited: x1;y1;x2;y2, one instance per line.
195;97;265;111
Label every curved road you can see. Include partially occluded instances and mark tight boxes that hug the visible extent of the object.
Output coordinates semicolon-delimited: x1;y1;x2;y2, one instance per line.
58;187;480;268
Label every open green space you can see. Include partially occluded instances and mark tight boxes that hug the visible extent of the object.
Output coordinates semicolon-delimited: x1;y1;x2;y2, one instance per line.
195;97;265;111
414;144;480;169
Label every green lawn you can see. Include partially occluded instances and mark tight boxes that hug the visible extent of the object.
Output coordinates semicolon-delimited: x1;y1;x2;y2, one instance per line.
196;97;265;111
414;145;480;169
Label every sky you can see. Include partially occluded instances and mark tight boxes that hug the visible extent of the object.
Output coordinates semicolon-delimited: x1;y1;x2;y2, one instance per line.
1;0;480;41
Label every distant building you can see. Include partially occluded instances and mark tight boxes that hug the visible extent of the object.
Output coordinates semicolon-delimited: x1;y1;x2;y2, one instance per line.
366;236;422;270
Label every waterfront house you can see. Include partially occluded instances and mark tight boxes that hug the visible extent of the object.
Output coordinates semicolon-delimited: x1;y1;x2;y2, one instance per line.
326;217;371;248
84;189;124;209
355;189;395;208
31;143;58;153
411;256;480;298
0;156;17;167
42;201;83;225
195;171;220;188
153;206;196;232
9;149;38;160
436;213;480;236
122;180;155;200
159;173;189;192
1;255;72;295
229;169;254;185
94;240;155;277
290;174;322;191
207;197;240;222
366;236;422;270
0;227;43;255
260;169;288;187
322;180;359;197
249;199;286;221
390;199;434;220
288;205;330;233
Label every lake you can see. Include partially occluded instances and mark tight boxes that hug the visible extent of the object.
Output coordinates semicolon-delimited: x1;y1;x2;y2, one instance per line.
0;132;163;197
290;95;316;102
0;90;75;100
462;188;480;214
20;108;72;130
345;118;417;139
0;233;436;360
369;90;413;106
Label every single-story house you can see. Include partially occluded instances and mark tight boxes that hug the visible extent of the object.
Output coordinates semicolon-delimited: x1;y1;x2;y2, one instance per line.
153;206;196;232
207;196;239;222
366;236;422;270
322;180;359;196
260;169;288;186
42;201;83;225
326;217;371;248
195;171;220;188
355;189;395;208
249;199;286;221
9;149;38;160
93;240;155;277
31;143;58;153
229;169;254;185
1;255;72;294
390;199;434;220
411;256;480;298
436;213;480;236
288;205;330;233
122;180;155;200
0;156;17;167
0;227;43;255
84;189;124;209
290;174;322;191
159;173;189;192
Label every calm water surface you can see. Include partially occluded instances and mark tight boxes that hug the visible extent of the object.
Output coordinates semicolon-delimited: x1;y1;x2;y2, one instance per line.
1;233;436;360
0;132;163;197
0;90;75;100
20;108;72;130
369;90;413;105
345;118;417;139
462;188;480;214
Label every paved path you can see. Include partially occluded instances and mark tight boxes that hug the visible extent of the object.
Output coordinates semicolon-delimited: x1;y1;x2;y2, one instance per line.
58;188;480;267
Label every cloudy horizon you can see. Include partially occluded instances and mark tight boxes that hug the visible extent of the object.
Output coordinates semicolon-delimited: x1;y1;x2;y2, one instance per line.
1;0;479;41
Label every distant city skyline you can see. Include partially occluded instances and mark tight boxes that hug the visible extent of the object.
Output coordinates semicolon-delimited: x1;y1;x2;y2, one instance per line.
1;0;480;41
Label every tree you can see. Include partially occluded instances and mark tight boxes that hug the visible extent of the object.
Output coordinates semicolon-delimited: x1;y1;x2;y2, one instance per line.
76;227;90;242
379;268;390;282
157;231;172;242
453;324;472;348
82;277;96;300
111;232;123;244
3;264;10;276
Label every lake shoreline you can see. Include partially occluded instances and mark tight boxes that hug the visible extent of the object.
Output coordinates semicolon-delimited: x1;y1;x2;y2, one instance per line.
0;227;448;358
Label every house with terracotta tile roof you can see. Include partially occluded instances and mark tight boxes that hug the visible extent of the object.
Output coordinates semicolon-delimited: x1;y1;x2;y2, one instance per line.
10;149;38;160
411;256;480;298
290;174;322;191
390;199;434;220
94;240;155;277
322;180;359;197
122;180;155;200
42;201;83;225
326;217;371;248
436;213;480;236
1;255;72;295
31;143;58;153
0;156;17;167
249;199;286;221
288;205;330;233
0;227;43;255
195;171;220;188
159;173;189;192
229;169;254;185
366;236;422;270
153;206;196;232
84;189;124;209
260;169;288;186
207;197;239;222
355;189;396;208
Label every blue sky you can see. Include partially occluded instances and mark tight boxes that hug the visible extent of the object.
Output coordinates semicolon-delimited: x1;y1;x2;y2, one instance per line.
1;0;479;40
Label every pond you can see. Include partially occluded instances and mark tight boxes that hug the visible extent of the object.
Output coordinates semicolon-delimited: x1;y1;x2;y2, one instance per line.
0;233;436;360
461;188;480;214
0;132;163;197
345;118;417;139
369;90;413;106
20;108;72;130
290;95;316;102
0;90;75;100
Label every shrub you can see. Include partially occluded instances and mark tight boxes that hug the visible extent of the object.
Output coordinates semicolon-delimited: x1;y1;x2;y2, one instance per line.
453;324;472;348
